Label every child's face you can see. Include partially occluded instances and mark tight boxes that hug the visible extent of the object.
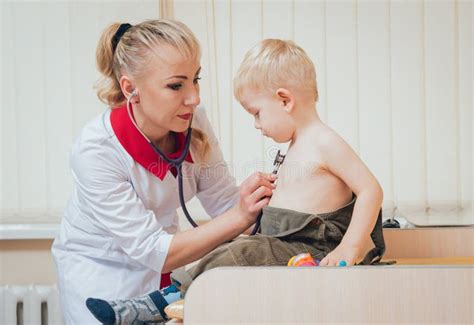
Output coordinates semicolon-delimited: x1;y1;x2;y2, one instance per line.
239;88;294;143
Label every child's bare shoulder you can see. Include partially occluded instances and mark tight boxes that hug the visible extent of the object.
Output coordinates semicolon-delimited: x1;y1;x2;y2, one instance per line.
312;123;349;153
308;123;358;172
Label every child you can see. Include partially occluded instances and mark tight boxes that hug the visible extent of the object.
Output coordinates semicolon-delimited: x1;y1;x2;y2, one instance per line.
86;39;386;324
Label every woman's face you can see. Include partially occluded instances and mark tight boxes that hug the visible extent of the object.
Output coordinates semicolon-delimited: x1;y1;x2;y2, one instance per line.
133;44;201;141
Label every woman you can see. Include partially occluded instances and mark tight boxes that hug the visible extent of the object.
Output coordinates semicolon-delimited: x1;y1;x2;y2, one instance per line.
52;19;275;324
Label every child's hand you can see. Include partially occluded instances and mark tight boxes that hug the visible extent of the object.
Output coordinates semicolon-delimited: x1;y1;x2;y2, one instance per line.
319;243;361;266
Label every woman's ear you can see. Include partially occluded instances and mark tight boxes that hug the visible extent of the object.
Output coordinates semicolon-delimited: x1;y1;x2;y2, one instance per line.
275;88;295;113
119;75;139;103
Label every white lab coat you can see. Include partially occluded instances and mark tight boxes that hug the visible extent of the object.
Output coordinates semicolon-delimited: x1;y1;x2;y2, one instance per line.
52;106;239;324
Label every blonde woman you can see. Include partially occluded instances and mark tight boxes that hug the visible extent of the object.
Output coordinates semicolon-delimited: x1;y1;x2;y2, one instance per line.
51;20;275;324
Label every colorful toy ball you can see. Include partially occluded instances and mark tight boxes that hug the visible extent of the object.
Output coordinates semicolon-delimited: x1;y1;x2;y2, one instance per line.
288;253;318;267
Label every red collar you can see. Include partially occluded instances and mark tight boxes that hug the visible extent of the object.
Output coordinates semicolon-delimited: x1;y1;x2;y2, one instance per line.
110;104;193;180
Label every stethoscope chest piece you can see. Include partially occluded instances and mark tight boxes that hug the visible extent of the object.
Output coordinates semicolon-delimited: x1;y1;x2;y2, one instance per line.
250;149;286;235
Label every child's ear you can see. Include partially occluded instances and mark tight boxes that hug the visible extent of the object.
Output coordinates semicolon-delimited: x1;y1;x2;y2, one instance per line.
275;88;294;113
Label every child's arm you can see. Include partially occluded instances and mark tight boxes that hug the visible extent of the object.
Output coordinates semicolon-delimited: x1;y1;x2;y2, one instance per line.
318;130;383;266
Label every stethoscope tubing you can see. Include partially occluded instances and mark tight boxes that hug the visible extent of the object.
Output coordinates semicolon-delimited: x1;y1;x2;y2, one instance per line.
126;96;198;228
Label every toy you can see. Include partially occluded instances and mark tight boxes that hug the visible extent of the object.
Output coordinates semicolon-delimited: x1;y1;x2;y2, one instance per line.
287;253;318;267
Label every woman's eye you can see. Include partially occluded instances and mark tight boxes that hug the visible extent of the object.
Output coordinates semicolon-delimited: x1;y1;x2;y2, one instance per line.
168;83;182;90
193;77;201;84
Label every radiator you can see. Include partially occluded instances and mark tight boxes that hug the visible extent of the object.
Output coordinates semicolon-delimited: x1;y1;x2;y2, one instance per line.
0;285;63;325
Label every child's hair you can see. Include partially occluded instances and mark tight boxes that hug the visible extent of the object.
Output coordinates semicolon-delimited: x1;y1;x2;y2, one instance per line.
95;19;209;161
233;39;318;103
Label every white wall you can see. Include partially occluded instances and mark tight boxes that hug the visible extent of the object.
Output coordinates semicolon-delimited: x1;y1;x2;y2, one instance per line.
1;0;472;228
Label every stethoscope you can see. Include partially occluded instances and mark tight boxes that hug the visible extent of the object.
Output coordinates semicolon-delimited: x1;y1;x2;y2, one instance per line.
127;91;197;227
250;150;286;235
126;91;286;234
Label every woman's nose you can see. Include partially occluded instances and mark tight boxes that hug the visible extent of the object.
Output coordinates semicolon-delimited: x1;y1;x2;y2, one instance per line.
184;87;200;107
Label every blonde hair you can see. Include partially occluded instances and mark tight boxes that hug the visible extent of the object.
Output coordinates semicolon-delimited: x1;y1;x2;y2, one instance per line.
95;19;209;161
233;39;318;102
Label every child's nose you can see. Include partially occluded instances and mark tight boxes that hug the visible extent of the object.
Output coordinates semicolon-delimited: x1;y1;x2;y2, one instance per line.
254;120;261;129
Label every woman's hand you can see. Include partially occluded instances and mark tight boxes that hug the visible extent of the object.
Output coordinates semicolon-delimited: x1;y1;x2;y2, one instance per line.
237;172;277;225
319;243;362;267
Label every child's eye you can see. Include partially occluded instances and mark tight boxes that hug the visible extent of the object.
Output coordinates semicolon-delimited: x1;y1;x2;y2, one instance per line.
168;83;182;91
193;77;201;84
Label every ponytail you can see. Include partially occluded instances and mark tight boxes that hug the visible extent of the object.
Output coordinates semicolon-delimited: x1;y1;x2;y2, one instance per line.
95;23;127;107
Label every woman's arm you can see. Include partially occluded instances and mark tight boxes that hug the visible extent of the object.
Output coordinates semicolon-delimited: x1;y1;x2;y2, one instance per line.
163;172;276;273
73;136;275;274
